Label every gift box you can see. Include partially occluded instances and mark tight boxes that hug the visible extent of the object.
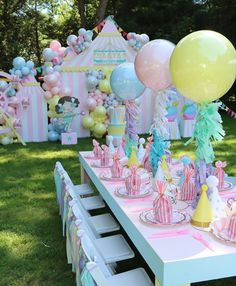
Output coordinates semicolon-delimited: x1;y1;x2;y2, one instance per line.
125;165;141;195
180;167;195;201
101;146;109;167
153;180;172;224
111;153;123;178
61;132;77;145
92;139;102;159
214;161;227;190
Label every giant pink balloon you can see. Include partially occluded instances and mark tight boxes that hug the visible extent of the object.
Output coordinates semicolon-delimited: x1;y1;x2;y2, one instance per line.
135;39;175;91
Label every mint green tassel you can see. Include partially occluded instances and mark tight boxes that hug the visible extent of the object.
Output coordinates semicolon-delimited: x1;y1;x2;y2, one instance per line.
185;102;225;164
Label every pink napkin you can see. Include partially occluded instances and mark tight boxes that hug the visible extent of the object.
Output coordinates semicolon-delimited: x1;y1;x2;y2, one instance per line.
101;145;109;167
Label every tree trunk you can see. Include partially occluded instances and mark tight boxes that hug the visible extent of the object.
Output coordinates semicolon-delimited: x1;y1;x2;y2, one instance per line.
95;0;109;25
77;0;86;28
34;0;41;67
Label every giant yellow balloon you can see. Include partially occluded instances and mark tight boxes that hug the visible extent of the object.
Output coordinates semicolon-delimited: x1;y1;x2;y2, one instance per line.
170;30;236;103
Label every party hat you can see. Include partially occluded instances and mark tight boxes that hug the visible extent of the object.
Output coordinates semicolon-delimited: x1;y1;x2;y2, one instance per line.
127;145;139;167
191;184;213;228
161;155;172;181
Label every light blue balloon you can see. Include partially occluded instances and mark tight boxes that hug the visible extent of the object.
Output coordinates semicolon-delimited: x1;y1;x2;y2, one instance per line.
13;57;26;69
48;123;54;132
21;66;30;76
110;62;145;100
48;131;59;142
26;60;34;69
14;69;22;78
7;88;16;97
0;81;8;91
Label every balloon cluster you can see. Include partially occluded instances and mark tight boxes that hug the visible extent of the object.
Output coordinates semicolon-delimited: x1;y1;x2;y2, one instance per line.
9;57;35;79
103;93;120;110
47;117;67;142
127;32;149;51
0;78;26;145
82;105;107;138
42;40;66;73
42;71;71;102
67;28;93;54
42;40;72;110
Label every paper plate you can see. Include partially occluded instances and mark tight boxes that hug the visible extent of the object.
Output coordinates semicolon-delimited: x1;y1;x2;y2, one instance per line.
219;181;233;191
172;200;189;210
91;160;113;168
100;170;129;182
139;210;190;226
210;217;236;244
115;185;153;199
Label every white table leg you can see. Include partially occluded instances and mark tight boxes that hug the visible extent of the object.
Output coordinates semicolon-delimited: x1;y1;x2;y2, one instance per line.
80;165;90;184
155;277;190;286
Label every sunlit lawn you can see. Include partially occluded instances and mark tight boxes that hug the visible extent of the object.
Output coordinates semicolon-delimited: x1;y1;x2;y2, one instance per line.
0;113;235;286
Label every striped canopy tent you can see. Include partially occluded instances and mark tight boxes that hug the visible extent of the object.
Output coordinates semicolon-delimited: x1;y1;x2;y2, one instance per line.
61;16;155;138
17;75;48;142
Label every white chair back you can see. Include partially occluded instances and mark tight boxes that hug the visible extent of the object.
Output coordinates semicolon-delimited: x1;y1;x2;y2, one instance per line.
78;230;111;285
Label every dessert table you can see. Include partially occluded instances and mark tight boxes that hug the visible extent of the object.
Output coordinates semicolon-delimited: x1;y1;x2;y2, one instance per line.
79;151;236;286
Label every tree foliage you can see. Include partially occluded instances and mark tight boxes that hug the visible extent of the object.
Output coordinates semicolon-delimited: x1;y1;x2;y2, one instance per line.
0;0;235;72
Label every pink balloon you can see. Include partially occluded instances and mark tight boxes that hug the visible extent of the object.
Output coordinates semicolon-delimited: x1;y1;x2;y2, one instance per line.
51;86;60;95
102;93;107;100
94;89;101;96
42;83;49;91
50;40;61;51
97;99;103;106
46;74;58;86
86;97;96;110
44;91;53;100
89;92;95;97
61;87;71;97
7;106;16;116
9;96;20;107
135;39;175;91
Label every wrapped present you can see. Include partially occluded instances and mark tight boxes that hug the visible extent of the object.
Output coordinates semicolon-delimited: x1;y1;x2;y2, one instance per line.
101;145;109;167
125;165;141;196
142;136;153;172
92;139;102;159
153;180;172;224
111;153;123;178
214;161;227;190
61;132;77;145
180;167;195;201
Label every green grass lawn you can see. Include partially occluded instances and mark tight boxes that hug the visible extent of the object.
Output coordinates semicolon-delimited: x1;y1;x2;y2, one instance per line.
0;113;235;286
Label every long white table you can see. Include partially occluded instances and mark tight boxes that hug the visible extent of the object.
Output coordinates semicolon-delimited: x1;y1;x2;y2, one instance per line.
79;151;236;286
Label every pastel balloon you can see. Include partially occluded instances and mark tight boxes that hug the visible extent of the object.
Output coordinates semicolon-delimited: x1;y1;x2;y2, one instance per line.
86;98;97;110
1;137;11;145
94;106;106;116
7;106;16;116
135;39;175;91
46;74;58;86
48;130;59;142
170;30;236;103
82;116;94;129
9;97;19;107
0;81;8;91
26;60;34;69
67;35;77;46
110;62;145;100
61;87;71;96
13;57;26;69
44;91;53;100
21;66;30;76
93;123;106;136
42;48;55;61
51;86;60;95
50;40;61;51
